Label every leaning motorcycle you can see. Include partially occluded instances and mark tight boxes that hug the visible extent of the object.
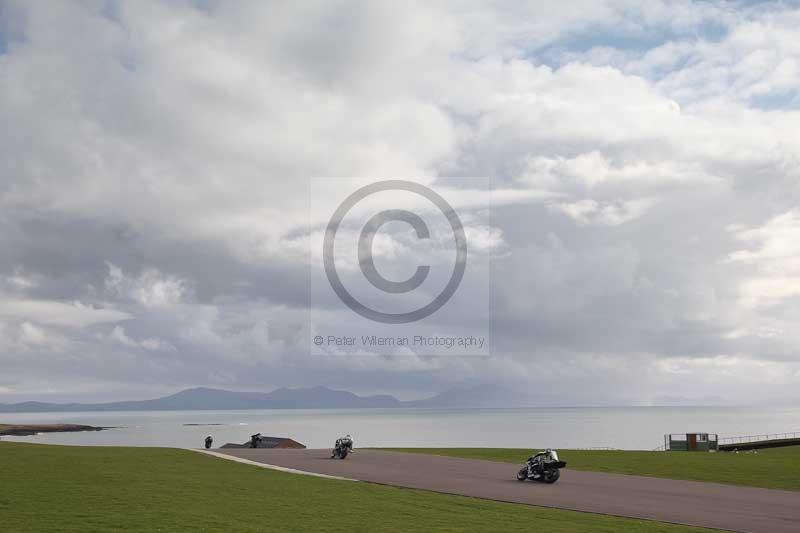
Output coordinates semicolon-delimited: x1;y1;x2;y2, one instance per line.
516;449;566;484
331;436;354;459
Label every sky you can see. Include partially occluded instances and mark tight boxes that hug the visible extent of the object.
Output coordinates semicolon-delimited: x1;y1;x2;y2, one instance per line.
1;0;799;405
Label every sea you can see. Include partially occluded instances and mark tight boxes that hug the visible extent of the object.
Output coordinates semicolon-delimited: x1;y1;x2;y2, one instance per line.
2;406;798;450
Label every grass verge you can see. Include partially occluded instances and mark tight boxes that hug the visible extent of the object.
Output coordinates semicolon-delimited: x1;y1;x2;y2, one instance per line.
0;441;719;532
382;446;800;491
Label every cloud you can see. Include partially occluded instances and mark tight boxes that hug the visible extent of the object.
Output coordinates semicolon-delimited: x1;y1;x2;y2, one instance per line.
106;324;176;353
19;322;47;346
728;210;800;309
0;0;799;403
0;298;132;328
105;263;189;308
550;198;658;226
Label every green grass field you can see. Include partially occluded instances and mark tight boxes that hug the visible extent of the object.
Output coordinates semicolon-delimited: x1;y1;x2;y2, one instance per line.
0;441;718;533
383;446;800;491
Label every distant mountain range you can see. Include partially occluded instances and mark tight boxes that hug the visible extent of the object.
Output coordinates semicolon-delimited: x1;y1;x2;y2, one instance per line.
0;384;541;413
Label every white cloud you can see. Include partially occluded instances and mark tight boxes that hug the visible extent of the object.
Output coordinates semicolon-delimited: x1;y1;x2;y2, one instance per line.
1;0;799;401
106;325;176;353
19;321;47;346
139;337;176;352
728;211;800;309
550;198;658;226
105;263;189;307
0;298;132;328
4;270;36;291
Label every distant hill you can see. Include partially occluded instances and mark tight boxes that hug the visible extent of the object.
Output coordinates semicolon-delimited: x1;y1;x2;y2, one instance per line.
404;384;541;408
0;386;401;412
0;384;538;413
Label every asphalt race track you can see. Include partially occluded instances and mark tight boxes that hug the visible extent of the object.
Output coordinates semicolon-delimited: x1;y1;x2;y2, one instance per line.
215;448;800;533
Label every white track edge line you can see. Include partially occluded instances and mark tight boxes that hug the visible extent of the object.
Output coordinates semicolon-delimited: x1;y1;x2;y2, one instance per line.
192;449;359;482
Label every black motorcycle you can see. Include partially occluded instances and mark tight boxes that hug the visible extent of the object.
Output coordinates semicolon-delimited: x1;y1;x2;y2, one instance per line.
516;449;566;484
331;435;354;459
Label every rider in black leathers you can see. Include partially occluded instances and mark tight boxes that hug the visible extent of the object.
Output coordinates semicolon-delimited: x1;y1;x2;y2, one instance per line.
527;449;556;478
331;434;353;457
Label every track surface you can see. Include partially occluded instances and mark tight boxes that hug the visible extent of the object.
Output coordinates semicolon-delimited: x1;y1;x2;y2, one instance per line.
216;448;800;533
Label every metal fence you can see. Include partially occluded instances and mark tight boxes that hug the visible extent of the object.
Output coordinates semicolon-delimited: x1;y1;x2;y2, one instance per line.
652;431;800;451
719;431;800;445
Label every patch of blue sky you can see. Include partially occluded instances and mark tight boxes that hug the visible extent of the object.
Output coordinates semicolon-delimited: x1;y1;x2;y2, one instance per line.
188;0;221;13
525;17;728;70
113;49;137;72
0;3;26;56
749;90;800;110
100;0;123;26
98;2;137;72
0;28;25;56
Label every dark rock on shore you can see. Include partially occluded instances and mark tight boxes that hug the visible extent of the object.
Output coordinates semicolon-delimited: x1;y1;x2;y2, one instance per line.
0;423;106;437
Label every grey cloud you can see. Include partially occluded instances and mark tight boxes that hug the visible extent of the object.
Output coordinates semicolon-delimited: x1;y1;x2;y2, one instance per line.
0;0;799;404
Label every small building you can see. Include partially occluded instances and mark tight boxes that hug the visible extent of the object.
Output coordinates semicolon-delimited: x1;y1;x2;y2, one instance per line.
220;436;306;449
257;436;306;449
665;432;718;452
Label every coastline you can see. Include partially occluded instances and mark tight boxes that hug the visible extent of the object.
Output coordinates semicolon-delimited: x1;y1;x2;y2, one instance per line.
0;423;107;437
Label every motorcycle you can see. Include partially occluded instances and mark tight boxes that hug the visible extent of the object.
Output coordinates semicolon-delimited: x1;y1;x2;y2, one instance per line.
516;449;566;484
331;435;354;459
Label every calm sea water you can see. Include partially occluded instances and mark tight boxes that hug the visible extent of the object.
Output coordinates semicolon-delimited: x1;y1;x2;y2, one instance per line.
2;406;798;450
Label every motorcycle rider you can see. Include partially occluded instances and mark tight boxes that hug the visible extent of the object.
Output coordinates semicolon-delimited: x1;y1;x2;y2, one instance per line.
204;435;213;449
250;433;262;449
331;434;353;457
518;448;565;483
527;448;554;478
